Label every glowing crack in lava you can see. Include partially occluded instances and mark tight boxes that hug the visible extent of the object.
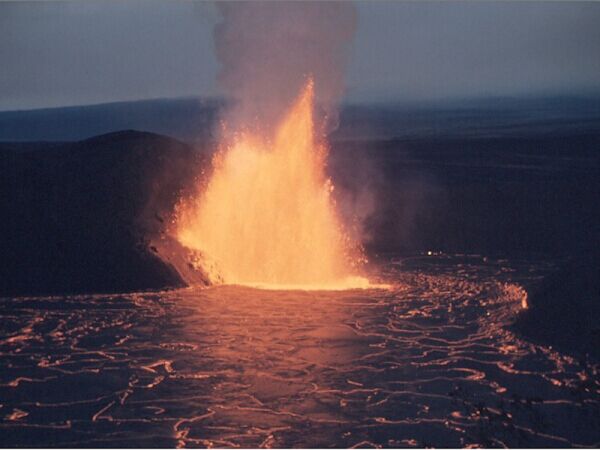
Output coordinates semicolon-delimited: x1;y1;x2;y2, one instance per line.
176;81;369;289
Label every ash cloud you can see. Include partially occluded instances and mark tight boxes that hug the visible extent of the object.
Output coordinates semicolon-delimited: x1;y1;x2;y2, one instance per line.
213;1;356;134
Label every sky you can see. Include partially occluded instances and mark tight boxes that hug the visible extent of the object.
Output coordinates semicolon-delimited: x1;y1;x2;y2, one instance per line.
1;1;600;111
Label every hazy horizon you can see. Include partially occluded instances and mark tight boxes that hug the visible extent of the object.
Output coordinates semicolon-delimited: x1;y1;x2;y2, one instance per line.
2;87;600;115
2;1;600;111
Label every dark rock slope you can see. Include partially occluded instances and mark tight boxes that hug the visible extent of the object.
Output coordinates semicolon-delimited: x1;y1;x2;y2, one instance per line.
1;130;209;296
514;251;600;361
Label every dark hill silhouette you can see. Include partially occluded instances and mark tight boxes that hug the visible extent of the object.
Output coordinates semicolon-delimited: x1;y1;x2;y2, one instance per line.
0;98;220;142
1;130;210;296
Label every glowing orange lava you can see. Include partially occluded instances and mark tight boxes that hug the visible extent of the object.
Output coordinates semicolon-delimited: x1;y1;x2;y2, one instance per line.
176;80;368;289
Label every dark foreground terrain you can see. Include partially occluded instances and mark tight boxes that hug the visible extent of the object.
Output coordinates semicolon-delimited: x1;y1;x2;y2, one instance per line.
0;257;598;447
1;131;210;297
1;101;599;446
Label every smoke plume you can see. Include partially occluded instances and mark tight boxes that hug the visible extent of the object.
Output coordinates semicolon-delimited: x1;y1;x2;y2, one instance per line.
213;1;356;134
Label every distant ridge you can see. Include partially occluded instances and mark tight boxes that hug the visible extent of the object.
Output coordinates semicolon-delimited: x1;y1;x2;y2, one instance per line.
1;94;599;143
0;97;221;143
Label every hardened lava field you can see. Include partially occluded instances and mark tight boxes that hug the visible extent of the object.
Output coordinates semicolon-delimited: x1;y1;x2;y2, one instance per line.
0;256;598;448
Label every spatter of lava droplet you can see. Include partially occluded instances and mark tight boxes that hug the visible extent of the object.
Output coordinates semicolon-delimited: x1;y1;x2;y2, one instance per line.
176;80;368;289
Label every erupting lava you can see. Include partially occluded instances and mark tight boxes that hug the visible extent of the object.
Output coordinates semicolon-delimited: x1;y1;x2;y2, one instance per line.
176;80;368;289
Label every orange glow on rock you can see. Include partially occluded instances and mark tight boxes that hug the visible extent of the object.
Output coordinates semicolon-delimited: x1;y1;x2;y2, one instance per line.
176;80;368;289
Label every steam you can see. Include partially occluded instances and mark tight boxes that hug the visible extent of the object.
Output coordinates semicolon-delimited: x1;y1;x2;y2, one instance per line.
213;1;356;134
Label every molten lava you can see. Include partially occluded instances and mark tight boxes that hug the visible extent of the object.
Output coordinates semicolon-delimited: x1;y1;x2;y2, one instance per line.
176;80;368;289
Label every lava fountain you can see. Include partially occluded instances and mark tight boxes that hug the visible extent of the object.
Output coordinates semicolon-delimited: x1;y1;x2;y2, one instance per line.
176;80;368;289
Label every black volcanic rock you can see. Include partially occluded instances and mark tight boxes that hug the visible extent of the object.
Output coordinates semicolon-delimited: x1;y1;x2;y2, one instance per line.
515;251;600;360
1;130;210;296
